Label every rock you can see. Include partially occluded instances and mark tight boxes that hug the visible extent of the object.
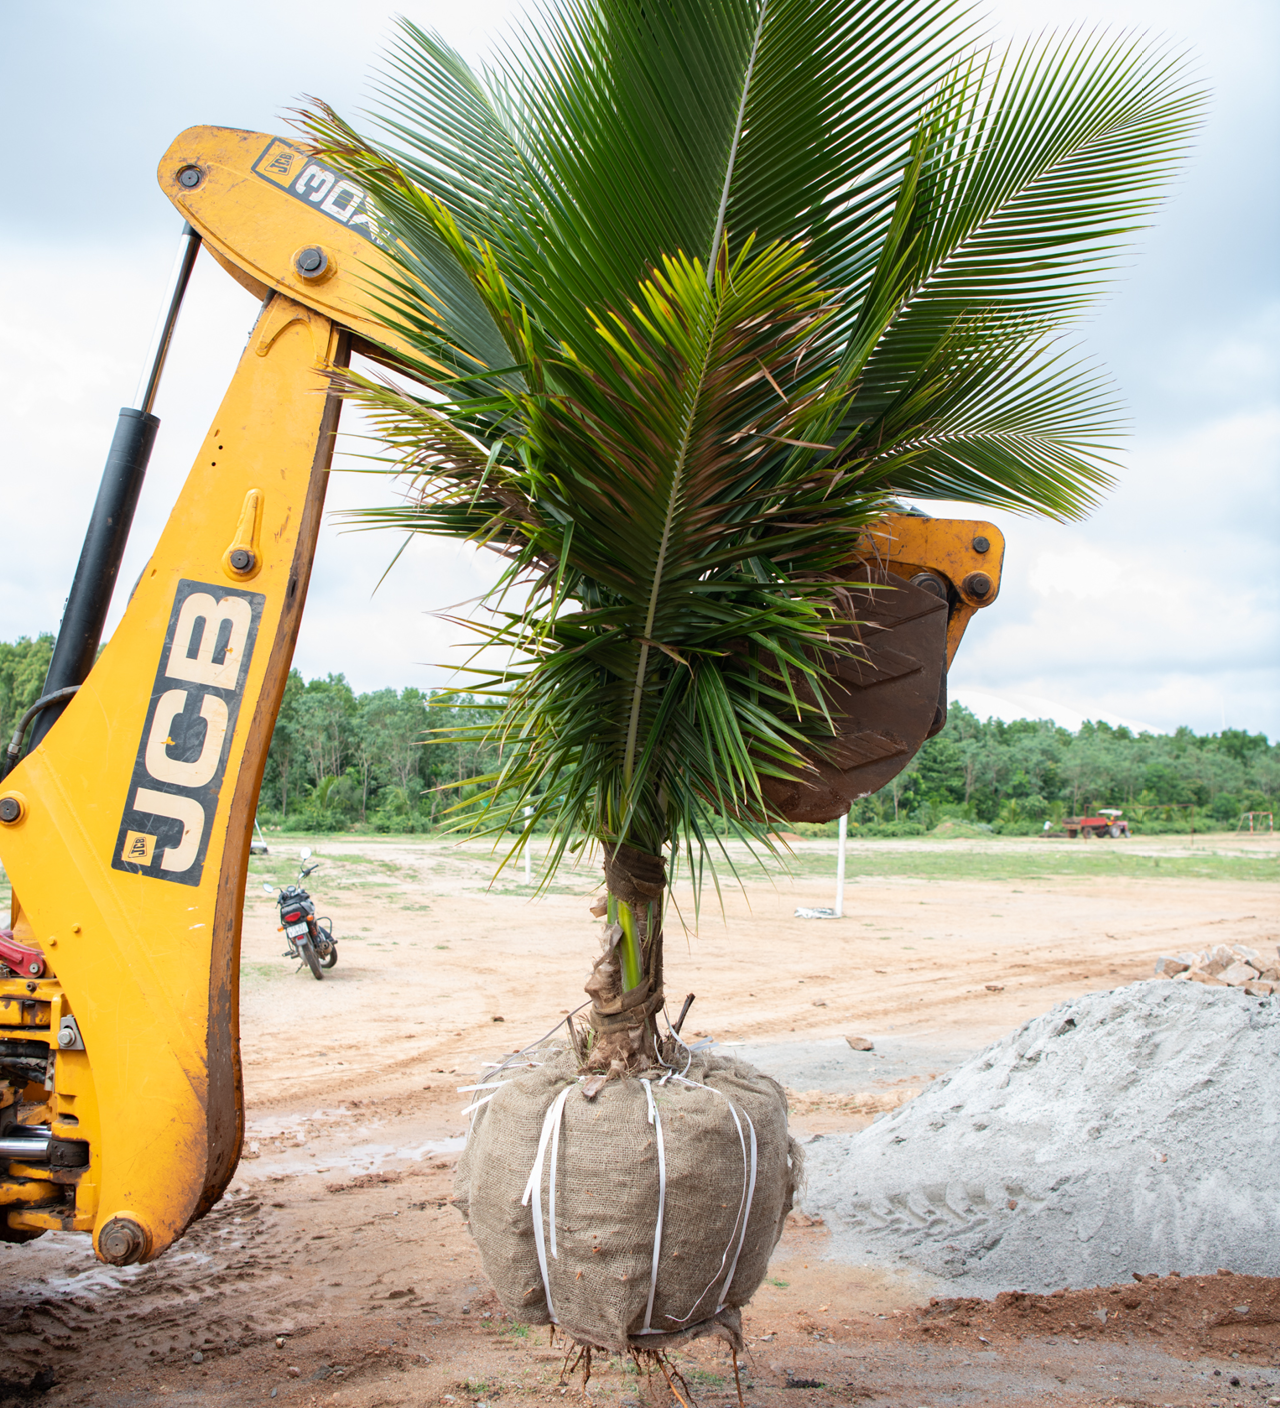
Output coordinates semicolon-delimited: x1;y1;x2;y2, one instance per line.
1202;944;1242;975
845;1036;874;1051
985;984;1004;992
1160;943;1275;986
191;1352;203;1365
1245;981;1276;996
287;1367;301;1378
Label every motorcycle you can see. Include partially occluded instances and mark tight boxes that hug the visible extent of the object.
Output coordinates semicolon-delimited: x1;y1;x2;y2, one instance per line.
263;849;337;980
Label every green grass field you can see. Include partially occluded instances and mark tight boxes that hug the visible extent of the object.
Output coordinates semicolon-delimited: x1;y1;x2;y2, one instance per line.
1;832;1273;921
767;842;1279;886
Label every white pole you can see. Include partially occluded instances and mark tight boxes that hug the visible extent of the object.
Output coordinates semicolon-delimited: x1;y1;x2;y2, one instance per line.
834;812;847;918
523;806;533;884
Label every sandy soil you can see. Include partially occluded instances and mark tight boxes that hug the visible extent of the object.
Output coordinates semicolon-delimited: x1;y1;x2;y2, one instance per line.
0;832;1275;1408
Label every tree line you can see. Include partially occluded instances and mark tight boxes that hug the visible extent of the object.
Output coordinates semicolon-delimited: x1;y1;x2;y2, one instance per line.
0;635;493;833
259;671;496;831
0;634;1273;835
859;705;1278;836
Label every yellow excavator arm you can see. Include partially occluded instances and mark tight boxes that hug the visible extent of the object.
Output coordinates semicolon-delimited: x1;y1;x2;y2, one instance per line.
0;128;1003;1265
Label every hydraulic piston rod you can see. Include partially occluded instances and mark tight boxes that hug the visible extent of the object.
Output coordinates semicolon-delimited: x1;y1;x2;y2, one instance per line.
28;224;202;752
0;1130;51;1161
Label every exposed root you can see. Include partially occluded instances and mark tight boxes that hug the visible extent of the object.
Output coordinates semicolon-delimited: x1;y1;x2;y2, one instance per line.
559;1339;590;1386
555;1341;714;1408
655;1352;696;1408
555;1310;741;1404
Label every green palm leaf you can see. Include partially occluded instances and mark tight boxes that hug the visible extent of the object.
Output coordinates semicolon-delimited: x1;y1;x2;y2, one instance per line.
303;0;1201;1048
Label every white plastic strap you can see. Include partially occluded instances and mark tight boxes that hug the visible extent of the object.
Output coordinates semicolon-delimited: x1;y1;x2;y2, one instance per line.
639;1079;667;1333
520;1084;572;1324
548;1084;567;1260
663;1075;758;1323
716;1103;757;1310
459;1088;506;1116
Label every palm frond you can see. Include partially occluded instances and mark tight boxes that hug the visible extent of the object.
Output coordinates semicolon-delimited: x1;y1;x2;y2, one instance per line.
304;0;1203;889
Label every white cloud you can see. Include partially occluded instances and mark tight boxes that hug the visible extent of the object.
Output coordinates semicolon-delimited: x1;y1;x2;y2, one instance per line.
1025;545;1120;602
949;686;1160;735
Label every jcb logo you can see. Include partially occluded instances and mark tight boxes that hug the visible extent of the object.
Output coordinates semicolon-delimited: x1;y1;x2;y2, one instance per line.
113;580;264;887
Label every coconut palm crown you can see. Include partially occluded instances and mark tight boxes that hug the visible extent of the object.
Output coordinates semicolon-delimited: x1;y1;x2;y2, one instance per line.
306;0;1200;1067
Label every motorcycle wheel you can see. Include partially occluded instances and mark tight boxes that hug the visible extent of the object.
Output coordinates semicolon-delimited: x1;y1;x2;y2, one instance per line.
316;923;337;968
298;936;324;981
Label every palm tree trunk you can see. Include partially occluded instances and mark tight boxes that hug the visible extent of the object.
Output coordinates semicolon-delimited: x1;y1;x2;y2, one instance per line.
582;842;667;1073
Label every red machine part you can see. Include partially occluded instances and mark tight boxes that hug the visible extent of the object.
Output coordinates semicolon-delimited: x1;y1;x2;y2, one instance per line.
0;930;46;978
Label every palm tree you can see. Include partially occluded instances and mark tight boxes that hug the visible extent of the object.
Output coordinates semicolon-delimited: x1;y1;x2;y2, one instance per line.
306;0;1199;1070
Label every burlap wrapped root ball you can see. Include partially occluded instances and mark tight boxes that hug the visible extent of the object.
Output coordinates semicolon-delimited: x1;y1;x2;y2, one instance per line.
455;1047;801;1352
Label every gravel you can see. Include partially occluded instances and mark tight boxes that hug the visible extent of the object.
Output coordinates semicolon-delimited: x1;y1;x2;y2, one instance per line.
800;981;1280;1293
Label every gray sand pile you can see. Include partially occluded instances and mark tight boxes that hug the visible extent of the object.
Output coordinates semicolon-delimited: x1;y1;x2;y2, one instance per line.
800;982;1280;1293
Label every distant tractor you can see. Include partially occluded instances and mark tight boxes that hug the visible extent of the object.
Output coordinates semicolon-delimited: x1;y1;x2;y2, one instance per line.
1065;808;1130;838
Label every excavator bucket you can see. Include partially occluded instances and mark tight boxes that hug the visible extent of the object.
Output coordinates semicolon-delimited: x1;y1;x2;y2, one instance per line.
761;515;1004;822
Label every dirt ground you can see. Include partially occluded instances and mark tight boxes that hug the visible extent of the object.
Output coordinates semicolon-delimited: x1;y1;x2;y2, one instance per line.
0;831;1276;1408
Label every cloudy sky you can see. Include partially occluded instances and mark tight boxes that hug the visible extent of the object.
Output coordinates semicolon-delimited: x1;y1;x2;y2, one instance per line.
1;0;1276;738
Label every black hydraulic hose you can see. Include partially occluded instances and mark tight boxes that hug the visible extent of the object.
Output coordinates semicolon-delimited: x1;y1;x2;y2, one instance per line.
28;224;201;754
2;688;79;779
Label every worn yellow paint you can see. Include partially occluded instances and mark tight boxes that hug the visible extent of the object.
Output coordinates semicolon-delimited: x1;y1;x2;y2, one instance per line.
0;1178;59;1206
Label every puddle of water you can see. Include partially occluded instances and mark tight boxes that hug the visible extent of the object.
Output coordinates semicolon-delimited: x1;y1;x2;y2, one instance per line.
245;1106;359;1139
0;1232;222;1303
243;1137;465;1180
